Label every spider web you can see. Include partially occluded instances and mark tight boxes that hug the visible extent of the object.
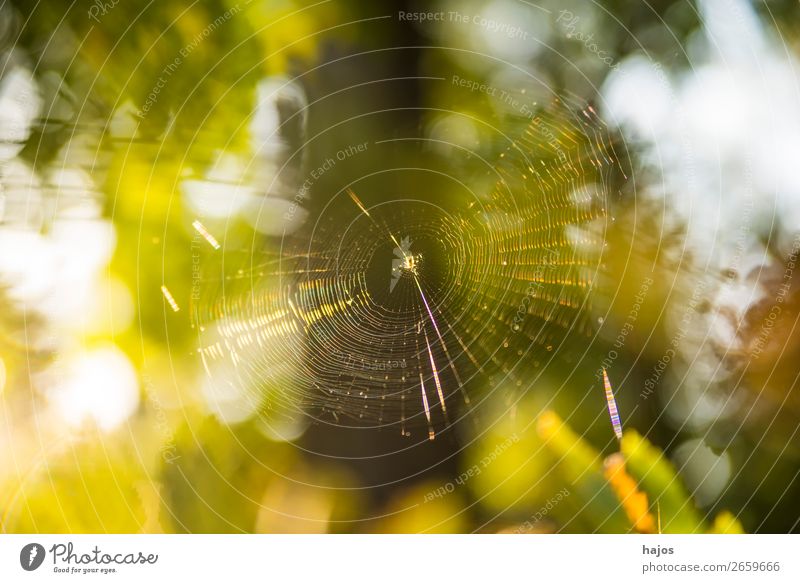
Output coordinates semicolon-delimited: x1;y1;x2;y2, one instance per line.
193;101;622;440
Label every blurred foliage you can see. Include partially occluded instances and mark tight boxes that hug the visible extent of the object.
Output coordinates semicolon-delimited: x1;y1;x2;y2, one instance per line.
1;0;799;535
463;401;741;534
1;404;744;533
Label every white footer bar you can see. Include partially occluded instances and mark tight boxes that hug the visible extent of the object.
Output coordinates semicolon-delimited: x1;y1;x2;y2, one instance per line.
1;534;797;582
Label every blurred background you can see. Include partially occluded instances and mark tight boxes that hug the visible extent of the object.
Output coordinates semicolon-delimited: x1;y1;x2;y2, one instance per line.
1;0;799;533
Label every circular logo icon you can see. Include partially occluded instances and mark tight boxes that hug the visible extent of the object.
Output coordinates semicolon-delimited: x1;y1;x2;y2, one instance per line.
20;543;46;571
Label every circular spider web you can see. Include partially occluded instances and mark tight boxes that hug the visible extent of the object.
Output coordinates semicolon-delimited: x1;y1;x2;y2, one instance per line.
193;101;622;440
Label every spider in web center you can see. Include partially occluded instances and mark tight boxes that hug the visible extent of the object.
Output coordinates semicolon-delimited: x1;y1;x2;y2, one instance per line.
390;236;422;293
